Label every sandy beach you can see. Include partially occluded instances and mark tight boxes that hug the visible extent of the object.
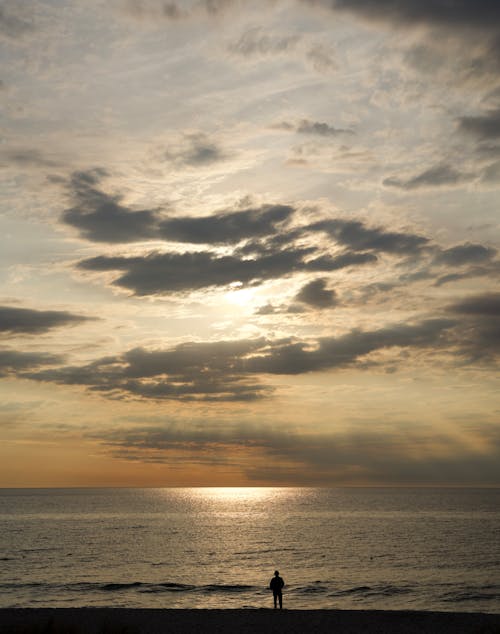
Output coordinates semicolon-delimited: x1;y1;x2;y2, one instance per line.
1;608;499;634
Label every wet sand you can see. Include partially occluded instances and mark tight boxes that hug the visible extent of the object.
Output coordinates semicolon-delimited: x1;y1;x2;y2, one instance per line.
1;608;500;634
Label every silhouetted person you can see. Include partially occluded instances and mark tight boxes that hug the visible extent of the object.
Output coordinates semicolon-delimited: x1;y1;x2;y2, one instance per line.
270;570;284;609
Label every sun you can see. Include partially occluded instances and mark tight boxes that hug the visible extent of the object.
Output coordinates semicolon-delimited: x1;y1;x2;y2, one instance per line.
224;285;258;308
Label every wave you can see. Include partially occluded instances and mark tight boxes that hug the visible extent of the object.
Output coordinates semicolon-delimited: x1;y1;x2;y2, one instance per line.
294;582;329;595
101;582;143;591
203;584;254;593
441;585;500;603
328;584;412;598
0;581;259;596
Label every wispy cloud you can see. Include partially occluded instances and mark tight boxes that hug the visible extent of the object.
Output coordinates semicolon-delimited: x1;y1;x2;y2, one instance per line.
273;118;353;136
384;163;476;190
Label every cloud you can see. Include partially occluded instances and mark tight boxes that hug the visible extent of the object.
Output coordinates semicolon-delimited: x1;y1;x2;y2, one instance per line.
60;173;434;284
446;293;500;361
88;417;500;484
243;426;500;485
433;243;497;267
62;170;293;245
0;306;93;334
303;0;500;31
61;169;162;243
245;319;455;374
77;245;371;295
309;218;429;255
24;319;457;401
24;338;272;402
0;349;63;377
228;27;300;57
0;4;34;39
427;243;500;286
124;0;240;21
383;163;476;190
306;43;337;72
481;160;500;183
78;241;375;295
159;204;294;244
294;278;338;308
163;133;228;167
434;265;500;287
458;109;500;141
448;292;500;317
0;148;59;168
273;119;353;136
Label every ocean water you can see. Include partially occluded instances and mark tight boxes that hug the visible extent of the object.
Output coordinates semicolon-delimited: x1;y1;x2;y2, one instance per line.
0;487;499;612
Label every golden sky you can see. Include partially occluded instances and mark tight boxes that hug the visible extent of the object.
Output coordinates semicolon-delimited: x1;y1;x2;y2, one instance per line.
1;0;499;486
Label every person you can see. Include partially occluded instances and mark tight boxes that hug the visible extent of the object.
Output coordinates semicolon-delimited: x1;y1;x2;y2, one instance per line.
269;570;285;609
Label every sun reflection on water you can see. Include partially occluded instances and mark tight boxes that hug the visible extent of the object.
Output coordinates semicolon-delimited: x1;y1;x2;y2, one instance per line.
190;487;283;504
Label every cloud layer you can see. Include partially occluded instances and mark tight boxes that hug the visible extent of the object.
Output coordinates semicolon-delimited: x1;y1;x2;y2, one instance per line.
23;317;460;401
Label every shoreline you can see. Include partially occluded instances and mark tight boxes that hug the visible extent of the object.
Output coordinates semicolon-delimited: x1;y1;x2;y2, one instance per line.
1;608;500;634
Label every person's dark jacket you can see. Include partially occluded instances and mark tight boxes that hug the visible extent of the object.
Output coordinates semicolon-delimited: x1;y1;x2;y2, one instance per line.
270;576;284;593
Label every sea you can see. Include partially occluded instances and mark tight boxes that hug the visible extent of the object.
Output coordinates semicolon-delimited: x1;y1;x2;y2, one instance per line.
0;487;499;612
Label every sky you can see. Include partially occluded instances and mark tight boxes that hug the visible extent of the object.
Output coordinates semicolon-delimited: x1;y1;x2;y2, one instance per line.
1;0;499;487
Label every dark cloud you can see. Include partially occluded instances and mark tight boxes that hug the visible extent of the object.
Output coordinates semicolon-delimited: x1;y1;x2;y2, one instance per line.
273;119;353;136
434;265;498;287
433;243;497;267
0;349;63;377
448;292;500;317
24;338;272;402
77;246;374;296
60;172;495;302
294;278;338;308
383;163;476;190
77;249;307;295
458;109;500;141
23;319;457;402
62;169;293;245
306;251;376;271
159;204;294;244
0;306;92;334
228;27;300;56
303;0;500;31
62;169;162;243
245;319;455;374
163;133;228;167
428;243;500;286
309;218;429;255
60;172;434;293
446;293;500;361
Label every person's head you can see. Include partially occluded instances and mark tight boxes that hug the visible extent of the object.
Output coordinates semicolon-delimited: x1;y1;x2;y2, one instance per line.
274;570;279;576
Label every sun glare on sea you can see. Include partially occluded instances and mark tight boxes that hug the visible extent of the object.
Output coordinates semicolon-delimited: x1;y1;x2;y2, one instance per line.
191;487;279;503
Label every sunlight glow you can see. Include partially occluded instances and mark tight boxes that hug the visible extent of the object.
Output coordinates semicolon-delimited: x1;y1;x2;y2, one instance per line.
191;487;280;503
224;286;258;307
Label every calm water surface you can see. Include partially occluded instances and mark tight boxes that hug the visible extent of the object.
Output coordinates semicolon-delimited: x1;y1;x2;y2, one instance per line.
0;487;499;611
